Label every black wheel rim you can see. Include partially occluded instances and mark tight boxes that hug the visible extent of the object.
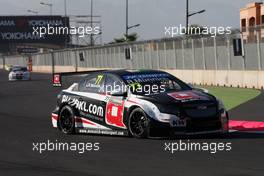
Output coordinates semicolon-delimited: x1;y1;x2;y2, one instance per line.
130;111;148;136
60;109;74;133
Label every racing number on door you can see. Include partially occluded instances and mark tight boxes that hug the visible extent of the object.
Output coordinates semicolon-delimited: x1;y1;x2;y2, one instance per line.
95;75;103;85
106;99;126;129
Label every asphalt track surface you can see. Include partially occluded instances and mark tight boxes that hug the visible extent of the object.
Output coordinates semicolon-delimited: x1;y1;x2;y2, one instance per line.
0;69;264;176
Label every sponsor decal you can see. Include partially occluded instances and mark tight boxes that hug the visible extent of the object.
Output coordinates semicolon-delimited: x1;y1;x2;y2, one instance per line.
53;74;61;86
168;91;200;101
61;95;104;117
0;19;64;27
170;117;186;127
197;105;207;110
0;16;69;44
75;117;109;129
111;106;118;117
28;20;64;27
77;128;126;136
85;75;103;89
123;73;171;84
1;32;42;40
0;20;15;26
123;73;170;80
105;98;126;129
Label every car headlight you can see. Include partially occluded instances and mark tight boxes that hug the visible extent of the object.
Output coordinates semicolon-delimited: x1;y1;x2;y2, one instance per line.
155;104;180;115
159;113;178;123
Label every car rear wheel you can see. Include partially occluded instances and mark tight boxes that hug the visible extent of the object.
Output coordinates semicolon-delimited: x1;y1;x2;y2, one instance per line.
58;105;75;134
128;108;150;138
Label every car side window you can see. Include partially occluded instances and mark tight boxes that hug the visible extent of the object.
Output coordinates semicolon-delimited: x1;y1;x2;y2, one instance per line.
105;74;125;94
78;74;105;93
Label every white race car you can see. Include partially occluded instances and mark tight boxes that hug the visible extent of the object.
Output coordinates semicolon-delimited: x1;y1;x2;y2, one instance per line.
8;66;31;81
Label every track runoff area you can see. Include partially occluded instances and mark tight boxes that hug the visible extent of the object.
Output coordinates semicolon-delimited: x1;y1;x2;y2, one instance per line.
0;69;264;176
204;86;264;134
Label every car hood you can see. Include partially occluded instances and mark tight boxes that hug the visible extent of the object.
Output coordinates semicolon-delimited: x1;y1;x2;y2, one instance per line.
137;90;216;104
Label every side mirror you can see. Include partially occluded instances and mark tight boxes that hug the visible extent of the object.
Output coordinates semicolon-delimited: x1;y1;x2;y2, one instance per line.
110;91;128;97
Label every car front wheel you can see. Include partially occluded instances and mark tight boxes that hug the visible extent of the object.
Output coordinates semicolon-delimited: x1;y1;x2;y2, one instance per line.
128;108;150;138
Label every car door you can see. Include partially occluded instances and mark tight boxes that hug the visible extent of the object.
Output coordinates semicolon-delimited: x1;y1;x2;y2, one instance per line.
77;73;107;125
104;74;127;129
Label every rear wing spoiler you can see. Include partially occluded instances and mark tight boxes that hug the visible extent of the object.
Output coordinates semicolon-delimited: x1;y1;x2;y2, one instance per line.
52;70;107;87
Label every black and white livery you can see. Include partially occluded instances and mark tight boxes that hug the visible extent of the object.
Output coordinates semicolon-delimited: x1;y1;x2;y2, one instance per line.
51;70;229;138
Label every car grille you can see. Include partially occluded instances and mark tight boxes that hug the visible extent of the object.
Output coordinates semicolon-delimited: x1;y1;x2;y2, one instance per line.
181;102;221;132
183;102;217;118
15;74;23;79
186;118;222;132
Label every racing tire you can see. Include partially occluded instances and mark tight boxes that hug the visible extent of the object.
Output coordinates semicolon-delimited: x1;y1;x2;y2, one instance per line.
128;108;150;139
58;105;75;134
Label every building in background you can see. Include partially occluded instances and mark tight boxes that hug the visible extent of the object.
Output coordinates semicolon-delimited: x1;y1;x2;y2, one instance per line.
240;2;264;42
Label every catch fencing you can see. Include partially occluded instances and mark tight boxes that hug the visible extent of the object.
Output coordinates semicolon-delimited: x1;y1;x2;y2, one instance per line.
2;26;264;71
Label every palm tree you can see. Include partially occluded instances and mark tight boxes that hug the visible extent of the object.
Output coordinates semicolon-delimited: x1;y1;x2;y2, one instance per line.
113;33;138;43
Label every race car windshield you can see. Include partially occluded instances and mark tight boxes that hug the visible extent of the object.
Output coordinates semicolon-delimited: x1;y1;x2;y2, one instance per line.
122;73;191;95
12;67;27;72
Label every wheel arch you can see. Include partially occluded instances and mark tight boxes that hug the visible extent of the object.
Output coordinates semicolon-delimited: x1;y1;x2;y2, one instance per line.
57;103;79;129
126;99;159;121
124;105;141;126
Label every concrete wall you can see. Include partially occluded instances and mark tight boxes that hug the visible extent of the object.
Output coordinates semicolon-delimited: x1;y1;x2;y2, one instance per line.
166;69;264;89
2;57;263;89
29;65;264;89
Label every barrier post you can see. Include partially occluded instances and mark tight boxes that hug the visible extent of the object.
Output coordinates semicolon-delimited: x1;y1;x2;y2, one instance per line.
28;55;33;72
2;55;5;69
51;52;55;74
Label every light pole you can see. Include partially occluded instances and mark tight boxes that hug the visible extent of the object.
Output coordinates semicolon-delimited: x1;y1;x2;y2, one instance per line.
64;0;67;16
63;0;68;48
27;10;38;15
126;0;128;37
125;0;140;40
40;2;53;15
90;0;93;46
186;0;205;28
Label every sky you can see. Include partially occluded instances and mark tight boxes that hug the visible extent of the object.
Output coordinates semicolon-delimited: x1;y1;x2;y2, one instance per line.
0;0;260;42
